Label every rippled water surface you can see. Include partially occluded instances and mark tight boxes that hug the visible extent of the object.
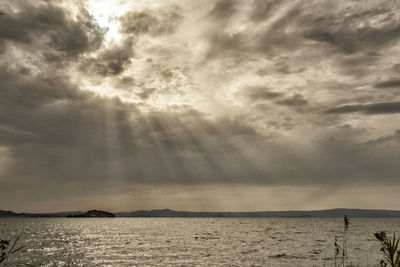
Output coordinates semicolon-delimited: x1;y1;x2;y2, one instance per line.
1;218;399;266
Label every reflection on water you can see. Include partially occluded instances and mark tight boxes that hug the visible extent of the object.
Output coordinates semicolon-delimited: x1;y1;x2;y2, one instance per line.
0;218;399;266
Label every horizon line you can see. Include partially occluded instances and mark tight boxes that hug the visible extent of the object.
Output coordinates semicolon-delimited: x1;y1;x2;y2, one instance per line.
3;207;400;214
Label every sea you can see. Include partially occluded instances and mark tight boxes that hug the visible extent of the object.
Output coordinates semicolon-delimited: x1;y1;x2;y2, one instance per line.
0;218;399;266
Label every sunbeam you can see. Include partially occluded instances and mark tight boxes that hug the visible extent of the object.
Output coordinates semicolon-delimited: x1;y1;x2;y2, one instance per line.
1;0;400;220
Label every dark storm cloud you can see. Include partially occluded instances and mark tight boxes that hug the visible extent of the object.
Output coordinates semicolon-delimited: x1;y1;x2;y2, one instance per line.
0;54;266;191
240;86;308;109
275;94;308;107
272;60;305;75
392;64;400;73
242;86;283;101
112;76;136;91
0;65;138;147
304;26;400;54
1;0;400;211
120;11;157;34
364;129;400;146
202;1;303;61
136;88;157;100
81;37;135;76
0;63;141;192
203;31;246;60
254;5;305;54
213;117;259;139
119;7;182;36
0;61;263;191
91;6;183;76
0;1;103;57
250;0;284;22
208;0;236;21
0;65;80;111
326;101;400;115
202;0;400;74
333;52;380;78
0;125;41;145
304;20;400;54
375;79;400;89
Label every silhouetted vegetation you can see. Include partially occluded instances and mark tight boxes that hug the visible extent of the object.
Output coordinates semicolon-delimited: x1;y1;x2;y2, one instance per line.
329;216;399;267
375;231;400;267
0;237;26;266
334;215;353;267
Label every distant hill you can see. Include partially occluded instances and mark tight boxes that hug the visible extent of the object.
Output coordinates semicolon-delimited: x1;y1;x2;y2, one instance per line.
0;210;18;218
1;208;400;218
67;210;115;218
0;210;84;218
116;208;400;218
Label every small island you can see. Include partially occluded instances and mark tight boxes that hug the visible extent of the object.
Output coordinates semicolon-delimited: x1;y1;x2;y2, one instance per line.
67;210;115;218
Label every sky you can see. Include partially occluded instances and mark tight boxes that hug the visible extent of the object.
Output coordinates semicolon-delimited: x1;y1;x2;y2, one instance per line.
0;0;400;213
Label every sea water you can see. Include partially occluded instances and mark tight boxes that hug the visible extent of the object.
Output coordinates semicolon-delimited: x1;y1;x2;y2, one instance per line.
1;218;399;266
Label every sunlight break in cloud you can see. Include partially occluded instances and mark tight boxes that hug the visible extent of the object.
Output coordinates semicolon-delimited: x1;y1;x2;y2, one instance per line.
0;0;400;212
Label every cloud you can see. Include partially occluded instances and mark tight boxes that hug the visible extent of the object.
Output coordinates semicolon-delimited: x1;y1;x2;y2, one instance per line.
375;79;400;89
241;86;283;101
0;57;264;191
303;5;400;55
326;101;400;115
119;7;182;36
1;0;400;211
81;37;135;76
208;0;237;21
136;88;156;100
304;25;400;54
202;31;247;61
0;1;103;57
332;52;380;78
364;129;400;146
0;65;138;147
249;0;285;22
275;94;308;107
200;1;303;62
239;86;308;109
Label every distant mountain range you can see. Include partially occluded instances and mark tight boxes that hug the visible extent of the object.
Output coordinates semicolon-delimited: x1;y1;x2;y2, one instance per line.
1;208;400;218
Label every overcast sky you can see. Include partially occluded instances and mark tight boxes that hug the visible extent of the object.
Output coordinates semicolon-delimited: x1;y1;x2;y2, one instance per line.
1;0;400;212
